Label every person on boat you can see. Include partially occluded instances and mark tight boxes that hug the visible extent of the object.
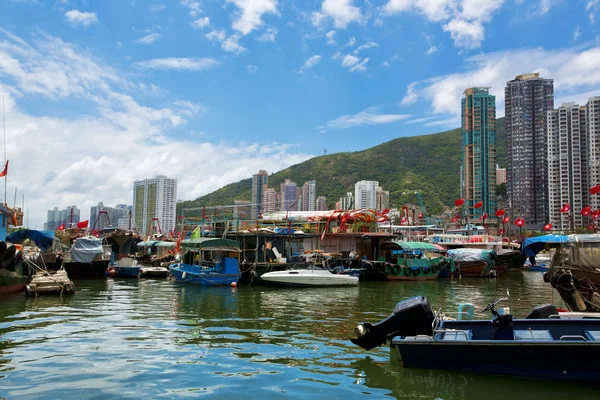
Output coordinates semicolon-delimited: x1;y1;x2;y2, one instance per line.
349;250;356;259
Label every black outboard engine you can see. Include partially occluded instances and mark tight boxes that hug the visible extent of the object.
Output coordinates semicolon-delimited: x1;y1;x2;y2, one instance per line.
351;296;434;351
525;304;558;319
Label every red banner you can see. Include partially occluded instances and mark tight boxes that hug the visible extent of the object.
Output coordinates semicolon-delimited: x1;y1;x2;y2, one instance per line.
495;209;505;217
560;204;571;213
590;184;600;195
474;201;483;208
0;160;8;178
451;215;459;223
57;223;65;231
514;218;525;227
544;223;553;231
77;220;89;229
502;216;510;223
581;205;591;216
454;198;465;207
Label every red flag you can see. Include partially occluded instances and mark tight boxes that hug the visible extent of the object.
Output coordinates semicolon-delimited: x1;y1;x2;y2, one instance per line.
418;213;424;219
594;215;600;221
474;201;483;209
451;215;459;223
581;205;591;216
454;198;465;207
0;160;8;178
592;209;600;216
77;220;89;229
495;209;505;217
401;217;408;223
502;216;510;224
381;208;390;215
92;229;99;237
544;223;553;231
514;218;525;227
560;204;570;213
588;224;596;231
590;184;600;195
57;223;65;231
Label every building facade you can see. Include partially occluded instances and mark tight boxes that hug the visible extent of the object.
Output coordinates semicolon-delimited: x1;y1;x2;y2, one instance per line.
281;179;298;211
44;205;80;230
588;97;600;211
461;87;497;219
262;188;278;213
90;202;131;230
251;170;268;220
355;180;378;209
133;175;177;235
496;167;507;185
547;103;588;230
339;192;353;210
375;186;390;211
300;180;317;212
505;73;554;224
316;196;327;211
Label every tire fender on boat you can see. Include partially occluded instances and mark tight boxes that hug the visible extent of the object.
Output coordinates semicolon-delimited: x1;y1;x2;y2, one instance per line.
182;271;187;279
391;265;400;275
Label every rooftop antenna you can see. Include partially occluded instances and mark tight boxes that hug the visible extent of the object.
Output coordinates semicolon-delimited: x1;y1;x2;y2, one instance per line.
324;148;327;156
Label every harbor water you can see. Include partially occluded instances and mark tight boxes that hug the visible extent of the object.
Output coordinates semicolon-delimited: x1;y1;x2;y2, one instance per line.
1;271;600;399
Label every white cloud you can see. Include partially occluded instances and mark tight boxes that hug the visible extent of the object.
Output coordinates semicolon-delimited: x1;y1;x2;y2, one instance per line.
325;30;337;45
345;36;356;47
353;41;378;54
181;0;201;17
135;33;161;45
116;41;123;47
302;55;322;70
310;12;327;30
0;29;312;228
401;44;600;118
426;45;438;55
226;0;278;35
349;58;368;72
320;0;363;29
64;10;98;27
382;61;390;67
341;53;359;68
573;25;581;41
382;0;505;49
222;34;246;54
340;53;368;72
247;64;258;73
205;29;227;42
588;0;600;23
191;17;210;29
325;107;410;129
135;57;219;71
257;27;278;42
149;4;166;13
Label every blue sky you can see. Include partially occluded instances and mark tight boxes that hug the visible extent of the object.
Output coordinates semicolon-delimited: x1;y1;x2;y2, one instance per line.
1;0;599;227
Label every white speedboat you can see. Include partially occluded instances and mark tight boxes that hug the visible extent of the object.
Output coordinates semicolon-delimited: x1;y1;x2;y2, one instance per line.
261;265;358;287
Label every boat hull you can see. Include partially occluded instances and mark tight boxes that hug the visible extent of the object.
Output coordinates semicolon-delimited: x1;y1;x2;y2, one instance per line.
63;262;109;278
392;339;600;382
0;271;30;295
169;266;239;286
387;271;440;281
261;273;358;286
139;266;169;278
110;266;141;278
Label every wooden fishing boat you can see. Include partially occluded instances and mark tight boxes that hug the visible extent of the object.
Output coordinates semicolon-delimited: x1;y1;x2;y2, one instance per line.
378;241;454;281
62;237;112;278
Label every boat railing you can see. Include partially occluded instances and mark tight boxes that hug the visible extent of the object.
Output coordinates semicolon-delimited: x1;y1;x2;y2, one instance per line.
559;335;587;341
428;234;504;245
433;329;471;340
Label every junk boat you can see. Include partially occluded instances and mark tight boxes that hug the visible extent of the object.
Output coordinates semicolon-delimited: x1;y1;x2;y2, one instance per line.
261;264;359;287
62;236;112;278
351;296;600;382
169;238;241;286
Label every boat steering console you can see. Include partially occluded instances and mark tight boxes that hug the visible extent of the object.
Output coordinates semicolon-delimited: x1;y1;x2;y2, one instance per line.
483;297;514;340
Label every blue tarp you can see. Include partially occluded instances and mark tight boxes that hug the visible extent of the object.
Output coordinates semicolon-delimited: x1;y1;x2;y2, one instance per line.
521;234;568;257
6;229;55;252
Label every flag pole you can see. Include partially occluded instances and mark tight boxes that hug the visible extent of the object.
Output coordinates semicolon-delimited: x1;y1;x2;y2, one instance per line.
2;94;6;207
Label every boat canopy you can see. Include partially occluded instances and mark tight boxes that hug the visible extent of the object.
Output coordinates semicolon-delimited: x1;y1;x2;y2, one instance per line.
70;237;104;263
181;237;241;252
137;240;159;248
381;241;444;252
6;229;55;251
567;233;600;243
548;234;600;277
446;248;495;263
156;241;176;248
521;234;568;257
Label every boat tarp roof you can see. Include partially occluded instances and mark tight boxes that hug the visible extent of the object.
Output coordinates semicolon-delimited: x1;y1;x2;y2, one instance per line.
70;237;104;263
156;241;176;248
567;234;600;243
521;234;568;257
548;234;600;276
447;248;495;263
381;241;444;252
6;229;55;251
181;238;241;252
137;240;159;247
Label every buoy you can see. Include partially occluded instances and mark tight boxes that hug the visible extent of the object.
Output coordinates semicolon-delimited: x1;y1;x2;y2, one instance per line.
108;269;117;278
231;282;237;287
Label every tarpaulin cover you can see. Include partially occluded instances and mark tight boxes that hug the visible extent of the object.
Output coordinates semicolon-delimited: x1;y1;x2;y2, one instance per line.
181;238;241;252
521;234;568;257
137;241;159;248
7;229;55;252
446;248;495;263
381;241;445;252
70;237;104;263
548;234;600;277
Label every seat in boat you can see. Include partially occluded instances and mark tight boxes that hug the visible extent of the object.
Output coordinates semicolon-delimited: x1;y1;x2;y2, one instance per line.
436;330;472;341
514;329;553;341
584;331;600;341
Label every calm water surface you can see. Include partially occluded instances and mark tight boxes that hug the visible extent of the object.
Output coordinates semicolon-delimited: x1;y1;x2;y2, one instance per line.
1;271;600;399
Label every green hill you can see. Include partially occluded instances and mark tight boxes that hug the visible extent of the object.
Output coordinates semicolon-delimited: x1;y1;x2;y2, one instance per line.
178;118;506;216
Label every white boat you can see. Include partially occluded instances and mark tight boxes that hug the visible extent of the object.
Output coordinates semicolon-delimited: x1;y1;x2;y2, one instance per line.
261;265;359;287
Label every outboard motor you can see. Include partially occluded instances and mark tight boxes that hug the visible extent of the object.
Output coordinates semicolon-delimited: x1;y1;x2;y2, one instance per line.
525;304;558;319
351;296;434;351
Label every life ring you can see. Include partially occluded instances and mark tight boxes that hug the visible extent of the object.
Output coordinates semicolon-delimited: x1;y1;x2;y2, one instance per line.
384;263;392;274
411;267;420;276
432;264;440;274
557;273;579;292
403;267;411;276
422;267;431;275
391;265;400;275
362;261;373;269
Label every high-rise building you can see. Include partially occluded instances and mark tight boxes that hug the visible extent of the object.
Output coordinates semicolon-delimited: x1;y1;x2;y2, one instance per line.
281;179;298;211
547;102;588;230
316;196;327;211
461;87;497;219
355;180;378;209
90;203;132;230
496;167;507;185
588;97;600;211
300;180;317;211
44;205;80;230
340;192;354;210
133;175;177;235
505;73;554;224
262;188;278;214
375;186;390;211
251;170;268;220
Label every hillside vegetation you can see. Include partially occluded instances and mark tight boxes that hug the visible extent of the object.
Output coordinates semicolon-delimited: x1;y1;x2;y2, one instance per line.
178;118;506;216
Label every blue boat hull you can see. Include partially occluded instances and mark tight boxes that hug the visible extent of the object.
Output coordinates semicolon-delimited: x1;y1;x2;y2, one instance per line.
526;265;549;272
111;266;141;278
169;266;239;286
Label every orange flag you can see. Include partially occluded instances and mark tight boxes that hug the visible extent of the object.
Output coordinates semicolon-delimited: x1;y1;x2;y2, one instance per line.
0;160;8;177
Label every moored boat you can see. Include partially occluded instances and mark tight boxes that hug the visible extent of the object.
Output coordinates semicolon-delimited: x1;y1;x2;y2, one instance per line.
169;237;241;286
261;264;358;286
378;241;453;281
446;248;496;277
139;266;169;278
62;236;112;278
107;257;140;278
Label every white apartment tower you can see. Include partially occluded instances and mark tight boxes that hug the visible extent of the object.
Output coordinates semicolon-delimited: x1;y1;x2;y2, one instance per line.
547;103;588;230
355;180;378;209
588;97;600;211
133;176;177;235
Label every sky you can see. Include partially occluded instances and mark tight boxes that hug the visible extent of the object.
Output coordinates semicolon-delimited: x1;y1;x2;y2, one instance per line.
0;0;599;229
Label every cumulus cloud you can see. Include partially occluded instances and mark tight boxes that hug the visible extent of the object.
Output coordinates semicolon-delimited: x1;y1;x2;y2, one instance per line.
135;33;161;44
64;10;98;27
340;53;369;72
301;55;322;70
425;45;438;55
382;0;505;49
320;0;363;29
247;64;258;73
325;30;337;45
181;0;201;17
222;34;246;54
226;0;278;35
0;29;311;228
135;57;219;71
257;26;278;42
191;17;210;29
325;107;410;129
